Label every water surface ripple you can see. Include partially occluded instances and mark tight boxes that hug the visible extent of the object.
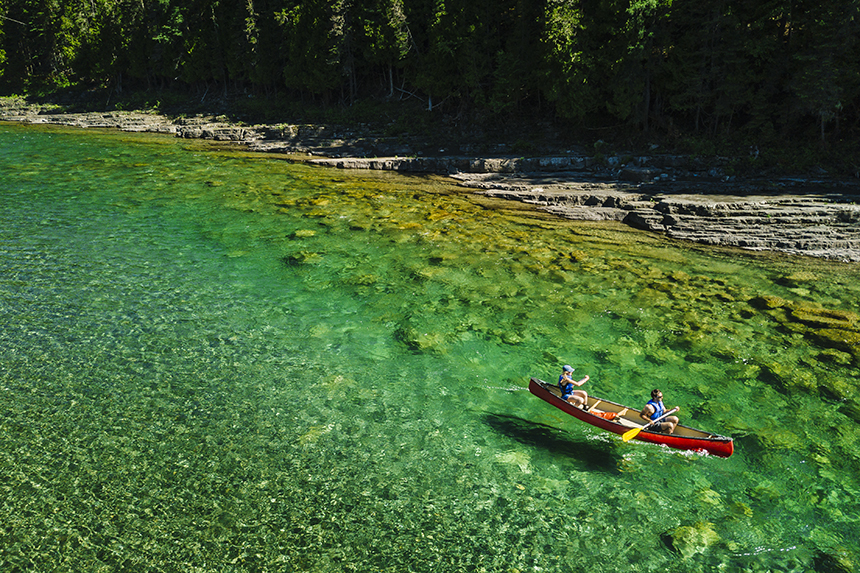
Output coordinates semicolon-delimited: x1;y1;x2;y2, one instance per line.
1;123;858;572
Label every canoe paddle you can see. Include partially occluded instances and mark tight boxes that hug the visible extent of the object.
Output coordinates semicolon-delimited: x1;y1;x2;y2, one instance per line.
622;407;680;442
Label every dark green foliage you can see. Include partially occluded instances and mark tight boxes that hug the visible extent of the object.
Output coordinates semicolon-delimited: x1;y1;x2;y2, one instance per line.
2;0;860;156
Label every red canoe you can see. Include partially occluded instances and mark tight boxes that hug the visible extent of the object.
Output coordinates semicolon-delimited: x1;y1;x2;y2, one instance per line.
529;378;734;458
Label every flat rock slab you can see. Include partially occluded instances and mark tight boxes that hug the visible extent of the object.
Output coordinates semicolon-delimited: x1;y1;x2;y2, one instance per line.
453;172;860;262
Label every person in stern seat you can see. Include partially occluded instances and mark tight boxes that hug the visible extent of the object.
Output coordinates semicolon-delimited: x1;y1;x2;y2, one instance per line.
640;389;679;433
558;365;589;408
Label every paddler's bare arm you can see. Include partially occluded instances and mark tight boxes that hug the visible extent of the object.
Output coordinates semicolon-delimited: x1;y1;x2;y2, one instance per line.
640;404;654;422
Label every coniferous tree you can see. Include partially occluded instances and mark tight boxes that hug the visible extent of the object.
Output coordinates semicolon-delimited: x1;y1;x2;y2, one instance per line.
1;0;859;148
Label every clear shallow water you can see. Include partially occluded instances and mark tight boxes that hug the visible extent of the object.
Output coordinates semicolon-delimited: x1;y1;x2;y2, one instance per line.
1;122;859;572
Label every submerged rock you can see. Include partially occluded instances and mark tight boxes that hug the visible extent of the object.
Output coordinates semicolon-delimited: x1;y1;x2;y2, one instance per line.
812;328;860;359
748;297;860;366
283;251;322;266
790;307;859;329
778;271;819;286
818;348;854;366
667;521;721;559
750;295;790;309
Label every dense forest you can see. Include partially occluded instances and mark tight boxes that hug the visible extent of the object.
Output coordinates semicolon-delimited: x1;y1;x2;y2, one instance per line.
1;0;859;156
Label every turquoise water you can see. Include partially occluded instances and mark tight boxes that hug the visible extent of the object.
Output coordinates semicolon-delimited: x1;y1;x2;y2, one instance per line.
1;122;859;572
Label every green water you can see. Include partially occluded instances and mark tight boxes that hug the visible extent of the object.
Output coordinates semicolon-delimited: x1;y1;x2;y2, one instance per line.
1;122;858;572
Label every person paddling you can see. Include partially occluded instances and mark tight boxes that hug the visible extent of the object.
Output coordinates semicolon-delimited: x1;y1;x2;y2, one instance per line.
639;389;679;433
558;365;589;408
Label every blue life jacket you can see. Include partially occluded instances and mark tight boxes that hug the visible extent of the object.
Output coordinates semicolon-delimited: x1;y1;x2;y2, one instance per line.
646;399;665;421
559;375;574;396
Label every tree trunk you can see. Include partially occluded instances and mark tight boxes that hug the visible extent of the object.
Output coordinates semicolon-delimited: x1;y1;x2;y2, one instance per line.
820;112;826;144
643;71;651;132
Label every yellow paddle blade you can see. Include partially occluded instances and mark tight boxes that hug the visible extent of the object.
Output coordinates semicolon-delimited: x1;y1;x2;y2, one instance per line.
622;427;642;442
622;407;679;442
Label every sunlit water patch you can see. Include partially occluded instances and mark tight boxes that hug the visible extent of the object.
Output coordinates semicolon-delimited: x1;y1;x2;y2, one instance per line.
1;122;859;572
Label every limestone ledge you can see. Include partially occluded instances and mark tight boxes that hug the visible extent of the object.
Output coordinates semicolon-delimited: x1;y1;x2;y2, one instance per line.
452;172;860;263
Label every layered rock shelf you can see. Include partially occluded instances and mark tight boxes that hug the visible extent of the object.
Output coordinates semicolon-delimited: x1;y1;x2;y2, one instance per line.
452;172;860;262
3;102;859;262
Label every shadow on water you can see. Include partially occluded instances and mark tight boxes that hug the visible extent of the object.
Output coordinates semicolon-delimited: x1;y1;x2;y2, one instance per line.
483;413;621;475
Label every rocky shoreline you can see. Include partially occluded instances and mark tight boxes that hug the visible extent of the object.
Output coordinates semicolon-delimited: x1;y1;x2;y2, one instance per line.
3;102;859;262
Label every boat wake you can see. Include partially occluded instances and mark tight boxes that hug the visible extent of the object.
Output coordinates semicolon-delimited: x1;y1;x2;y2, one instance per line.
732;544;798;557
484;385;529;392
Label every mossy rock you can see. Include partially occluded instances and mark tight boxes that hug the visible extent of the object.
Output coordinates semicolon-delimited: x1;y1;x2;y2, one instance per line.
345;273;378;286
790;307;859;329
737;363;761;379
839;400;860;424
668;270;691;283
668;521;720;559
283;251;323;265
501;331;524;345
762;359;836;393
812;551;854;573
819;376;855;402
303;210;335;222
749;295;789;309
818;349;854;366
569;250;589;262
761;360;792;380
791;369;820;392
649;280;675;293
757;424;803;450
758;361;797;394
811;328;860;358
749;480;783;502
762;357;856;399
395;324;448;352
778;271;818;286
676;330;710;350
782;321;809;334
